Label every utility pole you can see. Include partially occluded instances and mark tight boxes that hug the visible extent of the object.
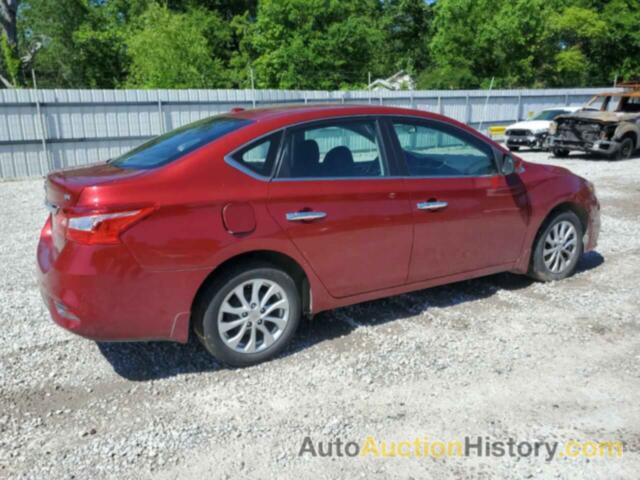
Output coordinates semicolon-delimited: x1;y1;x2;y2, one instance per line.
478;76;495;132
32;69;51;172
249;66;256;109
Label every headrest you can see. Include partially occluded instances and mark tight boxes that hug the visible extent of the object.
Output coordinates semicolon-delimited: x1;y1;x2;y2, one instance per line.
323;146;354;176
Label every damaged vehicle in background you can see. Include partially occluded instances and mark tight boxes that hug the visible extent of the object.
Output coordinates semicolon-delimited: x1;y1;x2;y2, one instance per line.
549;87;640;160
505;106;593;152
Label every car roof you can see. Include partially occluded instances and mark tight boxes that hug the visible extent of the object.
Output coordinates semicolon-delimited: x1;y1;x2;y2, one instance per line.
228;103;424;122
216;103;502;152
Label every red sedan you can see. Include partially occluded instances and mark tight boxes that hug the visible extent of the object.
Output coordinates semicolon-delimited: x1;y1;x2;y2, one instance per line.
37;105;600;366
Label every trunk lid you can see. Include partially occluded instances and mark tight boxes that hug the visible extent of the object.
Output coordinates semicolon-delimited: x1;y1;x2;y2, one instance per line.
45;162;146;208
44;162;149;251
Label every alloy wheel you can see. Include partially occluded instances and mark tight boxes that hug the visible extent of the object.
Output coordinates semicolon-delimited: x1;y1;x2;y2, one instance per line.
543;220;578;274
217;279;290;354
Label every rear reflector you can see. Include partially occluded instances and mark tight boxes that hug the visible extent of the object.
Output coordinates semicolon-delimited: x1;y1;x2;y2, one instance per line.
54;300;80;322
64;207;154;245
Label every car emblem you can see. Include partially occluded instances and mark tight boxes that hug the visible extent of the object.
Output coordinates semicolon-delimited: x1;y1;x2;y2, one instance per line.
64;194;71;201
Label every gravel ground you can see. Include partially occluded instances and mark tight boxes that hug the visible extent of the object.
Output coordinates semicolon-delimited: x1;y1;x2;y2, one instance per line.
1;150;639;479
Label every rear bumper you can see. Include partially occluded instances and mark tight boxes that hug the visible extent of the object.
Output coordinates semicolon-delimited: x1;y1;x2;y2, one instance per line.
37;225;202;343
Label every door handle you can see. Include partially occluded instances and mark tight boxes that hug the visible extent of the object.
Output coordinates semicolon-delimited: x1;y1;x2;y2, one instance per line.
417;201;448;211
286;211;327;222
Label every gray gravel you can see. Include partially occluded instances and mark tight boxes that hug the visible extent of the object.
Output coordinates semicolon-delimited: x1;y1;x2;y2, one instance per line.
1;151;639;479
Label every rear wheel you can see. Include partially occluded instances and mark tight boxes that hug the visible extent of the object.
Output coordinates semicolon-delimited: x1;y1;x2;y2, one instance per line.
552;148;570;158
194;262;301;367
529;211;583;282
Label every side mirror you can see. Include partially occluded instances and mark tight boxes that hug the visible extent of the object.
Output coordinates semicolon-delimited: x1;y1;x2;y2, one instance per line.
493;149;523;176
501;154;516;175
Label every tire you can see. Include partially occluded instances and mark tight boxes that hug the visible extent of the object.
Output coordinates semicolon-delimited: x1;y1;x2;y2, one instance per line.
614;137;634;160
540;136;550;151
194;262;301;367
529;211;583;282
508;146;520;152
552;148;570;158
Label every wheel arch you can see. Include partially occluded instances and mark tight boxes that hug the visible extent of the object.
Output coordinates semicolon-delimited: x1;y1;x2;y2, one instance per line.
615;126;639;148
531;201;588;256
190;250;311;335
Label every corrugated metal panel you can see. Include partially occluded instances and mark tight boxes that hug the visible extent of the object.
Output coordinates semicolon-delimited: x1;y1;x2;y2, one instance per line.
0;87;623;178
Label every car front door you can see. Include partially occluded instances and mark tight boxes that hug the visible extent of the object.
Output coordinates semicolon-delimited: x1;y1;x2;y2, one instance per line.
267;117;413;298
386;117;529;282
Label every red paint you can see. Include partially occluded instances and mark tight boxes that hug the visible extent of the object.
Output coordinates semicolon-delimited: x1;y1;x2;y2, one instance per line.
37;105;600;343
267;178;413;297
222;202;256;234
404;174;529;281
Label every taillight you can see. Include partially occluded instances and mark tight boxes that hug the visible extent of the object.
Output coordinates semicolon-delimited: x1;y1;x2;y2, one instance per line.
40;215;53;238
63;208;154;245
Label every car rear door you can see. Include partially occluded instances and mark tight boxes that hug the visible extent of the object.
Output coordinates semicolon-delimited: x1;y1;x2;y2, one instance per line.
385;117;529;282
267;117;413;298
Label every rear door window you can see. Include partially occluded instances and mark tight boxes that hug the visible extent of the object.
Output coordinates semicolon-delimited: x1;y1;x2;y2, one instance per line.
111;116;252;169
277;119;387;179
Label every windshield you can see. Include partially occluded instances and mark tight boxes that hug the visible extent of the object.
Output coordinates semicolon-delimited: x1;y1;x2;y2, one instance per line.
587;95;618;112
532;110;569;120
111;116;252;169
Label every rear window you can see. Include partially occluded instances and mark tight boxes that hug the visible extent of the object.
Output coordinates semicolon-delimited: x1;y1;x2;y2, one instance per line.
111;116;252;169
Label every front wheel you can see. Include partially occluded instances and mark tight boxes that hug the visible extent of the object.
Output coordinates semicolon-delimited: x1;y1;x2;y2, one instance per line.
194;262;301;367
529;211;583;282
508;146;520;152
614;137;634;160
552;148;570;158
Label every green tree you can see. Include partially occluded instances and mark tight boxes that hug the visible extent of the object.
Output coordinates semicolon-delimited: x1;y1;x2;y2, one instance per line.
71;2;130;88
1;0;19;87
420;0;564;89
7;0;640;90
1;0;19;46
588;0;640;84
174;0;257;20
244;0;386;89
547;5;607;86
18;0;91;87
125;4;232;88
1;31;19;86
379;0;433;75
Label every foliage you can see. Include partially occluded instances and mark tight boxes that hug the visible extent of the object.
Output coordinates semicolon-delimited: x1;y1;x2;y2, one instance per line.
17;0;96;87
420;0;640;89
125;4;231;88
71;3;129;88
242;0;386;89
378;0;432;75
4;0;640;90
1;32;20;86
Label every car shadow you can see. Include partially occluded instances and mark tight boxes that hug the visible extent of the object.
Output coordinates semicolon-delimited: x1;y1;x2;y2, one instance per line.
547;151;640;161
509;147;640;161
98;251;604;381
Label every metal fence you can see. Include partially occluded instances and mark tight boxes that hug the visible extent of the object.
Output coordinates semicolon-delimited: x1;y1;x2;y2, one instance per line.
0;87;618;179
